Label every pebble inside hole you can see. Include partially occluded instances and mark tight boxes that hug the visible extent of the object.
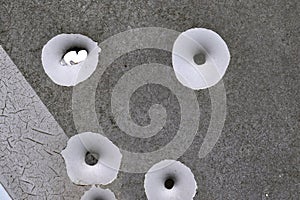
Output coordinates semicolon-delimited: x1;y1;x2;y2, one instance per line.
164;177;175;190
85;151;99;166
193;52;206;65
62;47;88;66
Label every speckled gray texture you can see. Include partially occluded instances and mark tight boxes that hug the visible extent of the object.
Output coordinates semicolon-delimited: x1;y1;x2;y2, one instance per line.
0;0;299;199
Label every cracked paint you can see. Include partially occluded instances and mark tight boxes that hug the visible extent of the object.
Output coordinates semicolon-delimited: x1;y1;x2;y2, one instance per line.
0;46;87;199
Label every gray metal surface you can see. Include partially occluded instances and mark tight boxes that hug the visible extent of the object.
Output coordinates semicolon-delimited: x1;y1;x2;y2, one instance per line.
0;0;299;199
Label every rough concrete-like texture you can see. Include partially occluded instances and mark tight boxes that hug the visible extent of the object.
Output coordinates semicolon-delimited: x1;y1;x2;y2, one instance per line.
0;0;299;199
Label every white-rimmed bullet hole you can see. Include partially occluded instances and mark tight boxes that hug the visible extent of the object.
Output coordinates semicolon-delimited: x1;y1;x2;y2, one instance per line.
144;160;197;200
41;34;101;86
81;186;116;200
172;28;230;90
61;132;122;185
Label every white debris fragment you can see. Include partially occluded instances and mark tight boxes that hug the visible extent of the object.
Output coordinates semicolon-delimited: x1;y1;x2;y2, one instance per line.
144;160;197;200
41;34;101;86
81;186;116;200
172;28;230;90
63;49;88;66
61;132;122;185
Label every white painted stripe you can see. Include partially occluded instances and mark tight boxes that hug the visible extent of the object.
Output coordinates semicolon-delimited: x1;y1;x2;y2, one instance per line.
0;183;12;200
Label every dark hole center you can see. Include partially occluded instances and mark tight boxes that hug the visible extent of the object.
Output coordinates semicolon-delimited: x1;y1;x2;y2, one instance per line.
164;178;175;190
193;52;206;65
65;47;87;54
85;152;99;166
93;198;104;200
